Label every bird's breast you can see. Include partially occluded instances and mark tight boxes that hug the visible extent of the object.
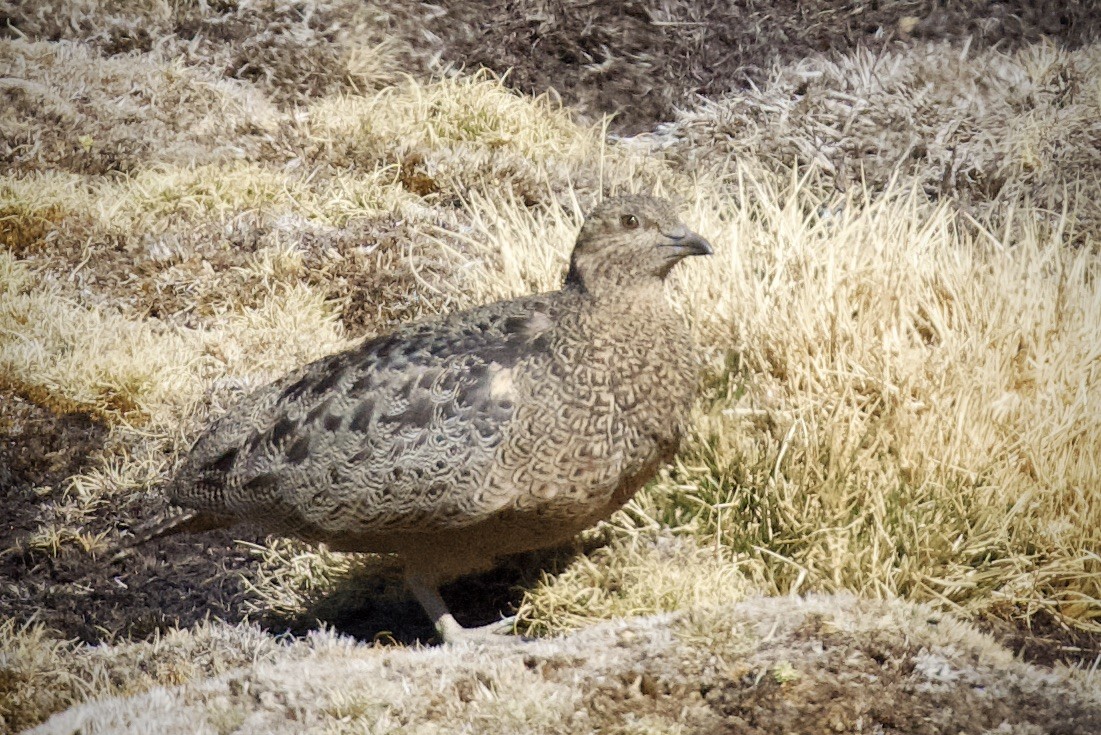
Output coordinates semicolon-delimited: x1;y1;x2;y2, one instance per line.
482;302;698;523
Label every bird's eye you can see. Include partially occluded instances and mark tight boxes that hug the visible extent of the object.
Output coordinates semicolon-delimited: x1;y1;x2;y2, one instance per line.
621;214;639;229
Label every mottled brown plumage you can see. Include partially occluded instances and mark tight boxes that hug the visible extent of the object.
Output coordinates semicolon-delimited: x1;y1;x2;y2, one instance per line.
144;195;711;642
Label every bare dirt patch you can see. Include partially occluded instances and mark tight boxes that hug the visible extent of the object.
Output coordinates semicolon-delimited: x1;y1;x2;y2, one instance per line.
0;394;107;548
0;394;104;493
0;486;543;651
980;606;1101;671
0;393;252;645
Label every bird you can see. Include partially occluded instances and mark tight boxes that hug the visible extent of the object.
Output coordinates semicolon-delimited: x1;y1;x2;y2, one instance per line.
125;194;712;643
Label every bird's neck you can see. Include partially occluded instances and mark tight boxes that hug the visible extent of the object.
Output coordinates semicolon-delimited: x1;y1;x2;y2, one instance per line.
566;250;667;294
567;272;667;302
559;279;681;337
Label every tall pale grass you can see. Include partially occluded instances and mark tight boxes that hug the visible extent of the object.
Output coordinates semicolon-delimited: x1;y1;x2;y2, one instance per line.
587;167;1101;632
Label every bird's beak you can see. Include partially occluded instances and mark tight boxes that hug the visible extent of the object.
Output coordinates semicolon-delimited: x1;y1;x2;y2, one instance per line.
662;227;713;257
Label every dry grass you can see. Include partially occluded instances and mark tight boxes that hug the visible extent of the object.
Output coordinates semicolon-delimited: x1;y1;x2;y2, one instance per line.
0;0;409;105
658;170;1100;629
424;0;1100;132
0;618;296;734
0;39;282;175
20;595;1101;734
658;40;1101;237
517;534;763;637
1;4;1100;730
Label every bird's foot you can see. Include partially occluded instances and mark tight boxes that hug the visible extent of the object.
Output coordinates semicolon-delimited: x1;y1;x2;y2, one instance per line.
405;575;525;645
438;614;524;645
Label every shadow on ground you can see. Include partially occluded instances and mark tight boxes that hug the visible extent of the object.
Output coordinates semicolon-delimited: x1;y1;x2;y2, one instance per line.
265;547;582;645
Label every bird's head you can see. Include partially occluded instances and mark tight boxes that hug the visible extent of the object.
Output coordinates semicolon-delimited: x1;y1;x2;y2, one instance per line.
565;195;712;292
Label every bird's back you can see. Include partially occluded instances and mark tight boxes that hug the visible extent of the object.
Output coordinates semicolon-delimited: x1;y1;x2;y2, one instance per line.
170;290;577;540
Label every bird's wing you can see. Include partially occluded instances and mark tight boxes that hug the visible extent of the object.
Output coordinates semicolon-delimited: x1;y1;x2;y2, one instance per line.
170;294;562;536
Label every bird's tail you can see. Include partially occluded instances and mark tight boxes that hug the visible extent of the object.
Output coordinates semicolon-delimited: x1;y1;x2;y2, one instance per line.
111;510;233;562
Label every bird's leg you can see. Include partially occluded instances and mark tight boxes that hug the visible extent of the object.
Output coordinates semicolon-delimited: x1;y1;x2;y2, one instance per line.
405;574;467;643
404;573;519;644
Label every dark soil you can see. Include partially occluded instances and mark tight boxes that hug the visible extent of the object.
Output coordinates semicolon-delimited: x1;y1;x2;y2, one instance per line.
0;396;101;486
0;533;255;644
980;606;1101;670
0;395;251;643
0;504;545;650
1;524;562;649
275;546;580;645
0;394;106;550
